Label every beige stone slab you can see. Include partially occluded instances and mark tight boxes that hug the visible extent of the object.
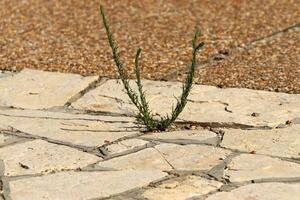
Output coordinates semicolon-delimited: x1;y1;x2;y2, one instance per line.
221;125;300;158
0;140;101;176
155;144;230;171
141;129;217;144
99;144;230;171
9;170;167;200
98;148;172;171
0;134;13;145
224;154;300;182
72;79;300;127
104;139;149;155
205;182;300;200
0;69;98;109
142;175;222;200
0;109;139;147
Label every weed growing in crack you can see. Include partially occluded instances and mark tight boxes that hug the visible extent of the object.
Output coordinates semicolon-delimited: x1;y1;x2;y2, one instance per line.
100;5;204;131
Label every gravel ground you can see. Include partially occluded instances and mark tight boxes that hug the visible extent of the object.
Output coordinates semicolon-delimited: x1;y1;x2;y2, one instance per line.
0;0;299;93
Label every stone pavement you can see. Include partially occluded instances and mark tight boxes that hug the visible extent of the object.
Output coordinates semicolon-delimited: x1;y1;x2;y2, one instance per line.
0;69;299;200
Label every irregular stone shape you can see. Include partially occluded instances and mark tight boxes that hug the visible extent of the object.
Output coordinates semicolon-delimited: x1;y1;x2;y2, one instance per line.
72;79;300;128
104;139;149;155
221;125;300;158
9;170;167;200
0;140;101;176
99;144;230;171
224;154;300;182
155;144;230;170
141;129;218;144
98;148;172;171
0;109;139;147
142;176;222;200
0;69;98;109
205;182;300;200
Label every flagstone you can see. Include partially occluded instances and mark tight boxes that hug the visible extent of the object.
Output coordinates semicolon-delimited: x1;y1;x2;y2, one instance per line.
98;148;172;171
221;125;300;158
0;109;138;147
142;175;223;200
0;140;101;176
98;144;230;171
72;79;300;128
223;154;300;182
141;129;218;145
9;170;167;200
0;69;98;109
205;182;300;200
155;144;230;171
104;139;149;155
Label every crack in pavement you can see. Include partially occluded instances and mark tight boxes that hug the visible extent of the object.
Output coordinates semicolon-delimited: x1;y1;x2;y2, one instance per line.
64;77;107;107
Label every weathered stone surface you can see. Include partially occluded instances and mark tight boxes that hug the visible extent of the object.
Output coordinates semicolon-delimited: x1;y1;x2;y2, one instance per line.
221;125;300;158
0;134;14;146
98;144;230;171
0;109;139;147
9;170;167;200
104;139;149;155
155;144;230;171
0;71;14;79
141;129;218;144
98;148;172;171
224;154;300;182
0;140;101;176
72;79;300;127
0;69;98;109
205;182;300;200
142;176;222;200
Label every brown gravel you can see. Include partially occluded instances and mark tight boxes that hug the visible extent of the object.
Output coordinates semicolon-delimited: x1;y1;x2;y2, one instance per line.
189;30;300;94
0;0;299;93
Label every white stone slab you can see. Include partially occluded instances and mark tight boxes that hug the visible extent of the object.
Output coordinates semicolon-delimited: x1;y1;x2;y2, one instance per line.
9;170;167;200
0;109;139;147
155;144;230;171
224;154;300;182
205;182;300;200
0;69;98;109
0;140;101;176
98;148;172;170
221;125;300;158
104;139;149;155
98;144;230;171
142;176;222;200
141;129;217;143
72;79;300;127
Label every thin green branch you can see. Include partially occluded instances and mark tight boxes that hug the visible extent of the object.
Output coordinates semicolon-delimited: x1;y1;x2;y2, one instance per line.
100;5;204;131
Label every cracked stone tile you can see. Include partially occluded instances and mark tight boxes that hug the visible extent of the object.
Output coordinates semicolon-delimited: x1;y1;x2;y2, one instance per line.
0;109;139;147
205;182;300;200
71;79;300;128
0;139;101;176
99;144;230;171
98;148;173;171
142;175;223;200
223;154;300;183
9;170;167;200
0;68;98;109
155;144;230;171
104;139;149;155
141;129;218;145
221;125;300;158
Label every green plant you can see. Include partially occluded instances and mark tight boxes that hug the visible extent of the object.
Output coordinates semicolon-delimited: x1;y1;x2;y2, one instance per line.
100;5;204;131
